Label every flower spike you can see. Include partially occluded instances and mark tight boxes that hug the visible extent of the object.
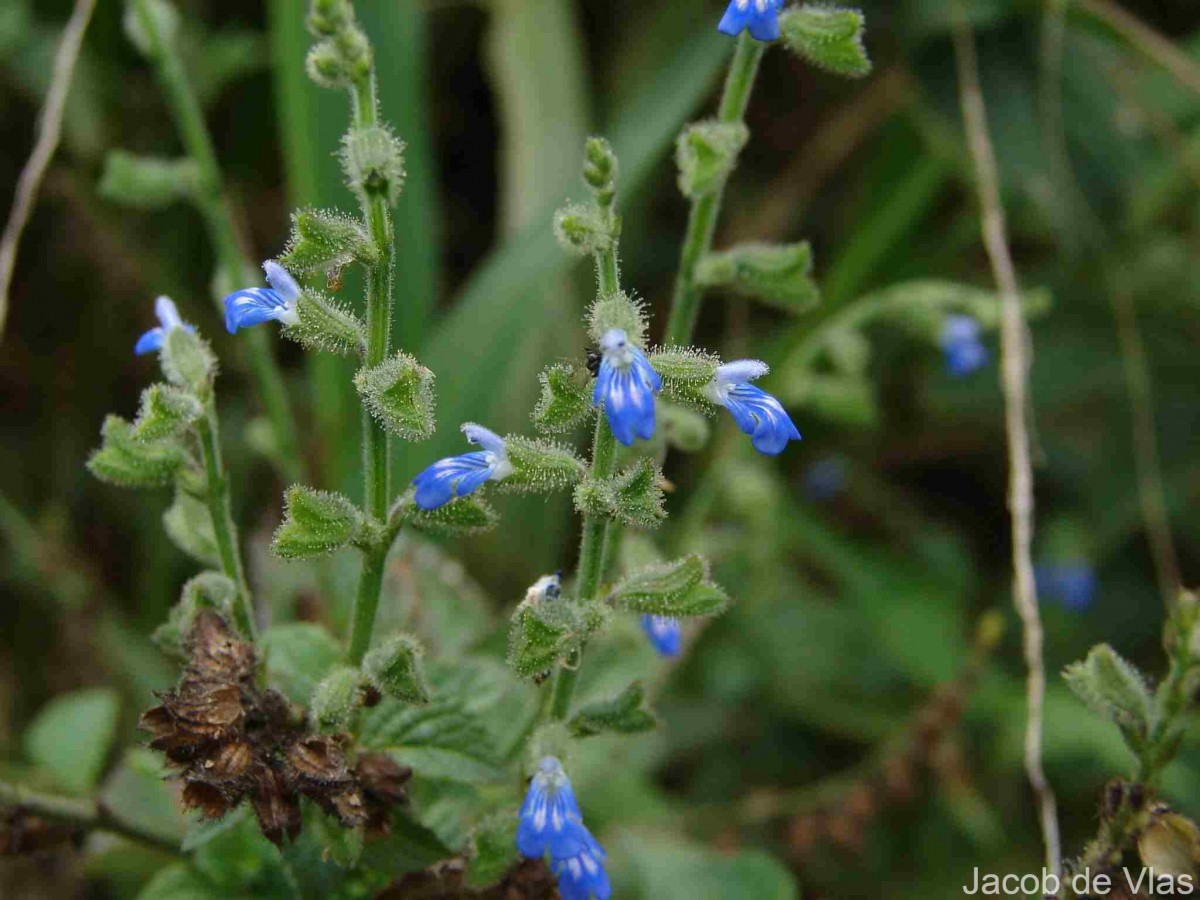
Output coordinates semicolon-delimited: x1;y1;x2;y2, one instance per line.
940;314;989;377
718;0;783;42
641;615;682;658
592;328;662;446
223;260;302;334
705;360;800;456
134;296;195;356
411;423;513;511
553;835;612;900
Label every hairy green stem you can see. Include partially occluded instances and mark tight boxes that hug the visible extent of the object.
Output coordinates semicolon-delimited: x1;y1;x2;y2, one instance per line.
663;33;765;347
346;66;397;663
0;779;181;855
196;403;256;639
132;0;303;485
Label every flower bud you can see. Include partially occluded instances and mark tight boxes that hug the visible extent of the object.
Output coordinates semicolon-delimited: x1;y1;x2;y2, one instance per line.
272;486;362;559
675;120;749;199
307;0;354;37
1063;644;1154;737
341;125;406;206
583;137;618;205
362;635;430;705
553;202;613;257
161;327;216;393
354;352;436;441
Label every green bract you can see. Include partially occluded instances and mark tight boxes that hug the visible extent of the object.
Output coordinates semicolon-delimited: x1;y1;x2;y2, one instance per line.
574;458;666;528
362;635;430;705
131;384;202;441
162;487;218;565
696;242;820;315
355;352;437;440
507;596;589;680
587;289;648;347
532;363;593;434
569;681;657;739
340;125;406;206
285;291;366;356
281;208;379;273
1063;644;1155;739
553;202;613;257
609;555;729;618
502;436;587;493
675;120;749;199
87;415;186;488
310;665;363;732
99;151;199;209
272;486;362;559
779;5;872;79
161;327;216;393
401;494;499;537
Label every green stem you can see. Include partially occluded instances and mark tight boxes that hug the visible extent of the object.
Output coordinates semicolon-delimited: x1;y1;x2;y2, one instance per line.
347;70;396;661
663;33;765;347
133;0;303;485
196;403;256;640
0;779;180;856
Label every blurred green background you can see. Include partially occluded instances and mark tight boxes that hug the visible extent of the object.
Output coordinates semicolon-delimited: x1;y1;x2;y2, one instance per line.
1;0;1199;896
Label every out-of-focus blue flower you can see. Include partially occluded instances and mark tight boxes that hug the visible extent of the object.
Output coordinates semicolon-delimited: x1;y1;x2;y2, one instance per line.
593;328;662;446
223;261;301;334
940;315;989;377
641;615;682;658
517;757;610;900
553;833;612;900
803;456;847;502
411;423;512;511
1036;562;1097;612
135;296;195;356
718;0;783;41
705;360;801;456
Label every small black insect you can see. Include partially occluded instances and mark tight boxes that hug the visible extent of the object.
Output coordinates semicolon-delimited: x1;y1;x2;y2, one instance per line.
585;347;601;378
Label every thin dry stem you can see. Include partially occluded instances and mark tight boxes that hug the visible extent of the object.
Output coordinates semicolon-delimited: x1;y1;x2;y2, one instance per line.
0;0;97;340
1075;0;1200;97
952;14;1062;878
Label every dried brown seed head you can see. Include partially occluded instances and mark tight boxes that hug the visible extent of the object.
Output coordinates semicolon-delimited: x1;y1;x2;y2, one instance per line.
182;781;232;820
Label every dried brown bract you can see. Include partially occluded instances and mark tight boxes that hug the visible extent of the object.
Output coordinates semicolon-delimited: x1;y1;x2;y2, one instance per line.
138;610;409;846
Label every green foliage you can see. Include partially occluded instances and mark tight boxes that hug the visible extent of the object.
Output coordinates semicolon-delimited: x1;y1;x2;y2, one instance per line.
152;571;237;657
123;0;179;60
502;436;587;493
569;680;657;738
675;120;748;199
87;415;185;488
24;688;119;794
272;485;361;559
466;811;519;889
532;362;593;434
340;125;406;206
587;289;648;347
778;5;871;78
280;207;379;273
354;352;437;440
1064;644;1156;740
615;834;797;899
99;151;198;209
574;458;666;528
285;291;366;356
359;695;504;784
696;242;820;314
309;664;363;732
162;487;218;565
609;555;729;617
363;634;431;705
131;384;203;441
262;622;343;705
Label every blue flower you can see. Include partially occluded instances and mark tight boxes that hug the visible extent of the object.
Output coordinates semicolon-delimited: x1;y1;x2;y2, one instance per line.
134;296;195;355
411;423;512;511
803;456;847;502
940;315;989;377
641;615;682;658
705;360;801;456
517;758;611;900
593;328;662;446
718;0;783;42
1036;562;1097;612
223;261;301;334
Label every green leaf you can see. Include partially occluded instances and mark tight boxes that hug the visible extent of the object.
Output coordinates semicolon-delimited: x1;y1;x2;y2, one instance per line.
356;808;455;877
284;291;366;356
384;538;494;657
136;864;222;900
609;555;729;618
24;687;119;794
280;207;378;272
190;806;295;897
355;352;437;440
675;119;749;199
87;415;185;489
1063;644;1155;738
403;495;499;537
162;487;218;566
574;458;666;528
100;749;187;848
779;5;871;78
181;806;250;854
99;151;199;209
696;242;820;315
272;485;361;559
465;811;519;889
616;833;798;900
262;622;343;705
502;436;587;494
359;696;505;784
569;680;657;738
532;363;593;434
363;634;431;705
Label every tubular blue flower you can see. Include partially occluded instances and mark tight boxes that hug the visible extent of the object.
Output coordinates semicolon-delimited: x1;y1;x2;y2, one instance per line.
223;261;301;334
592;328;662;446
940;314;989;377
718;0;783;42
517;757;589;861
704;360;801;456
552;835;612;900
411;423;512;511
641;615;682;658
134;296;195;355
